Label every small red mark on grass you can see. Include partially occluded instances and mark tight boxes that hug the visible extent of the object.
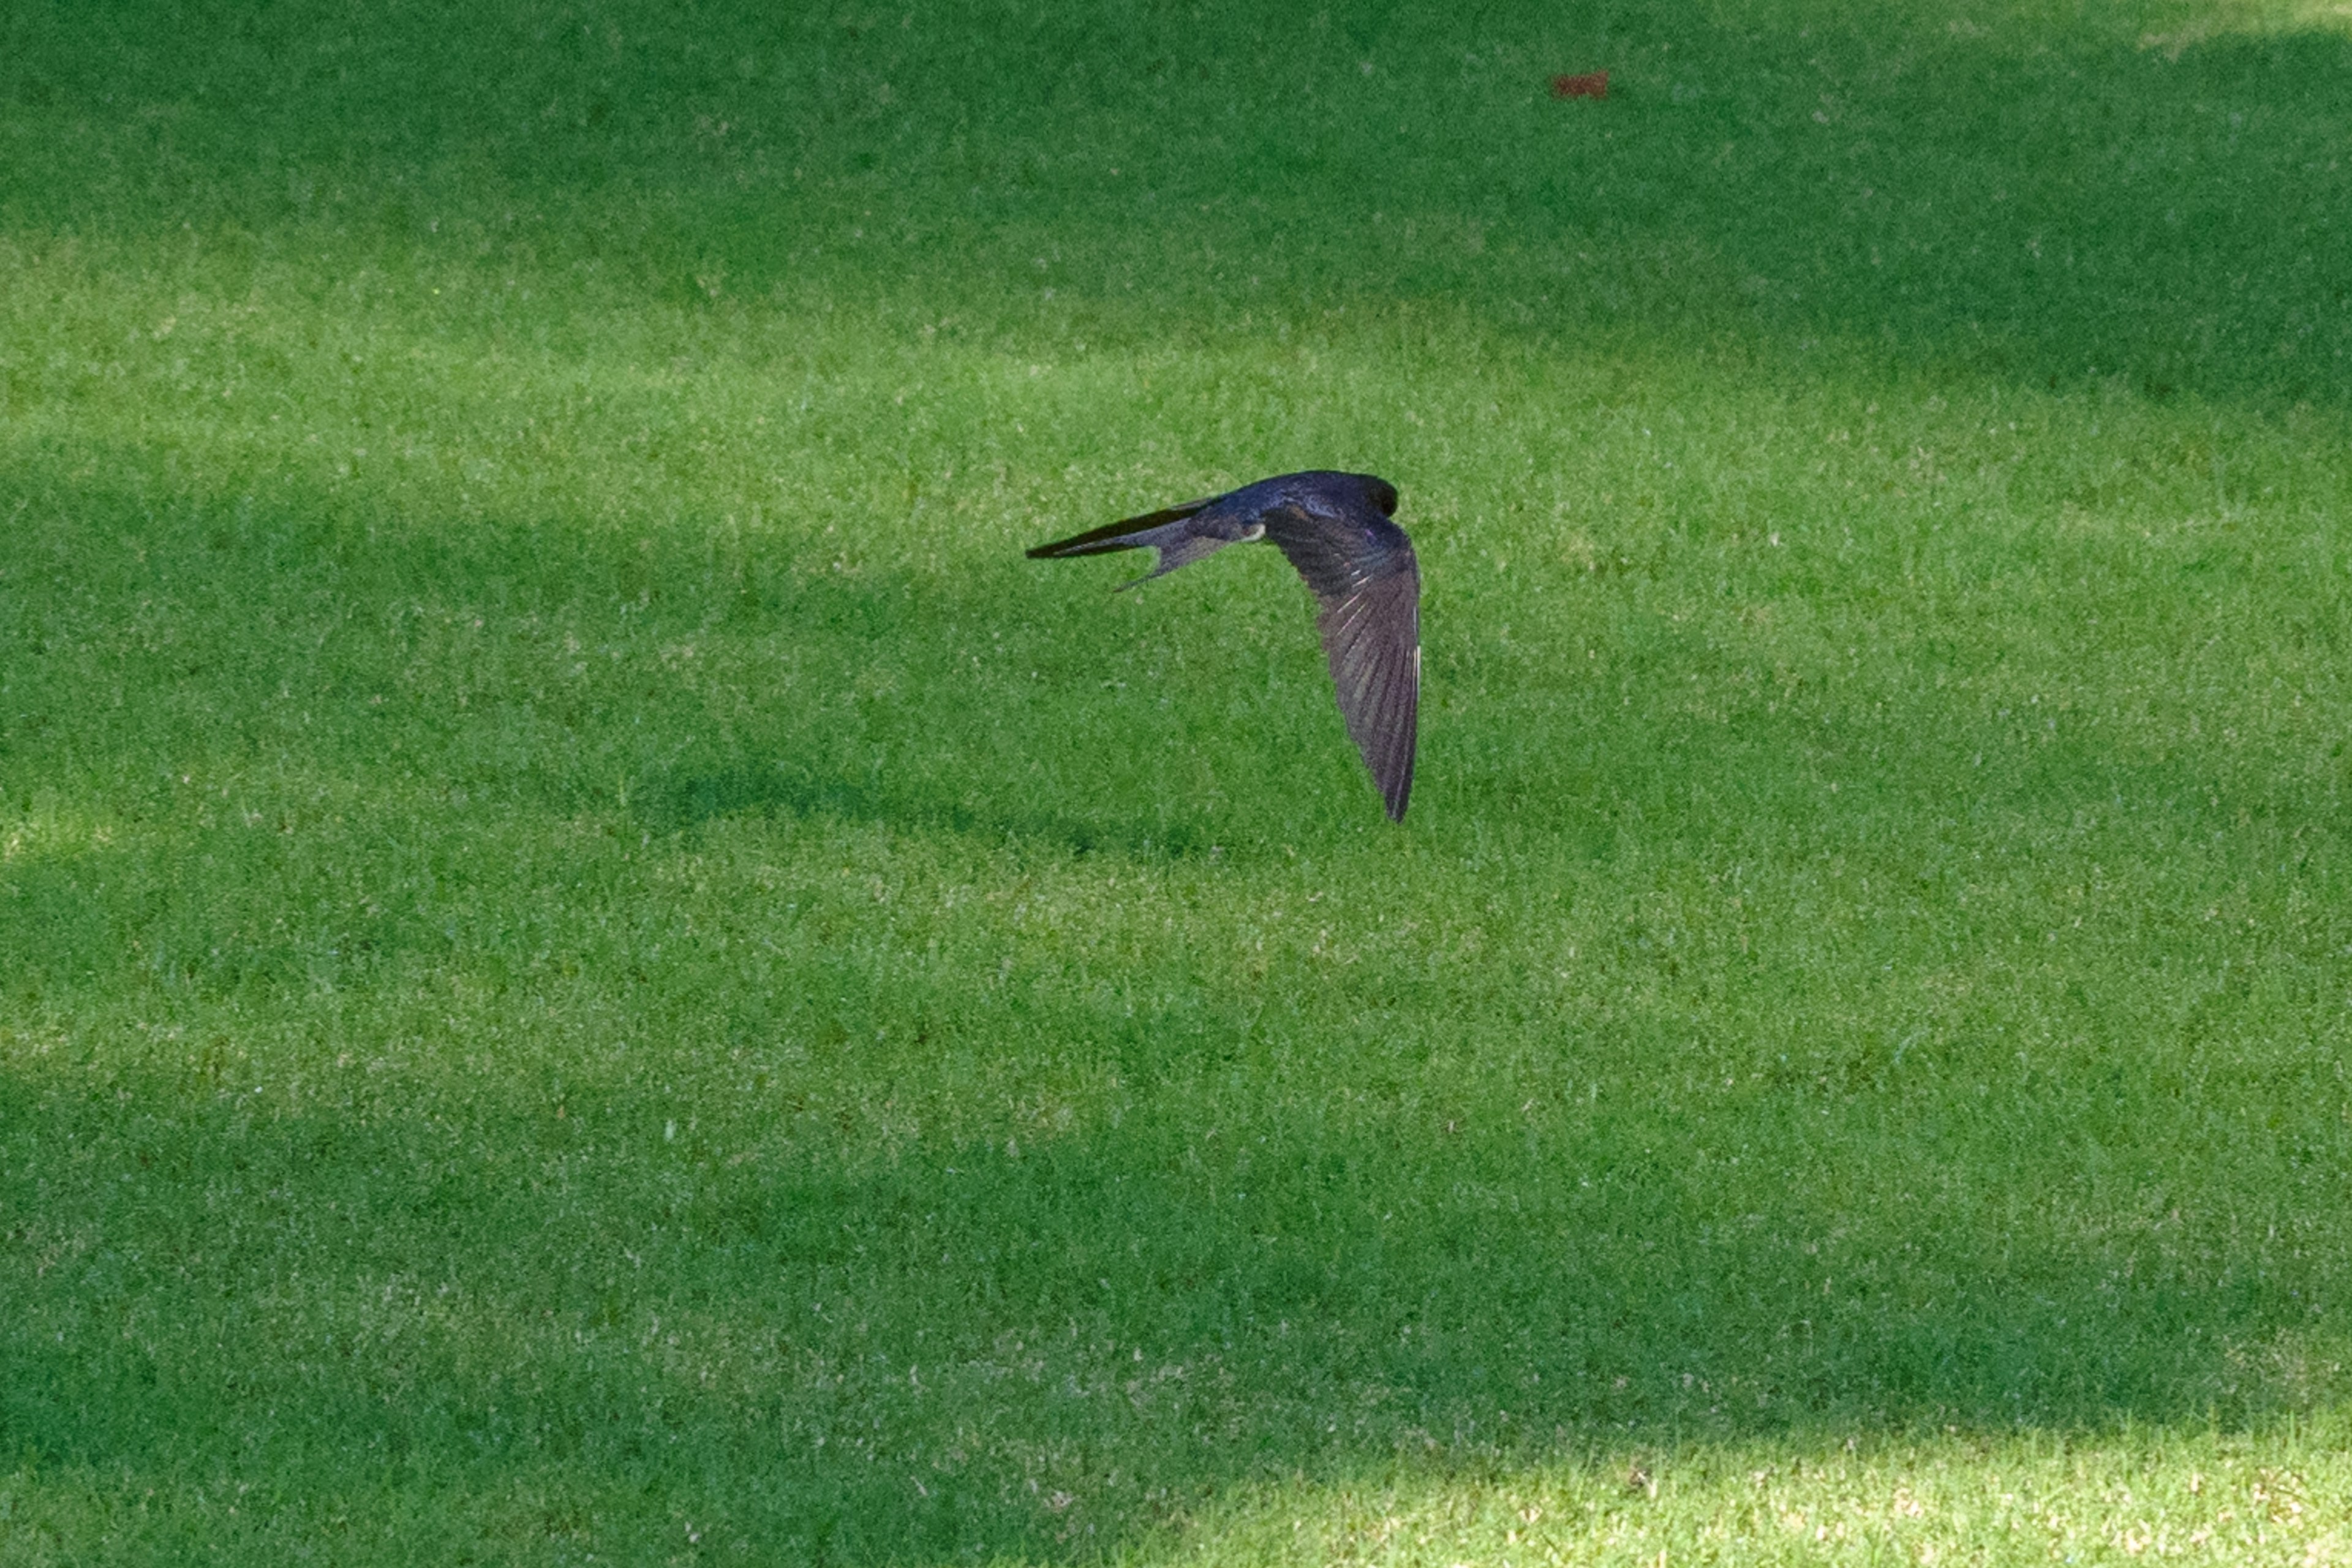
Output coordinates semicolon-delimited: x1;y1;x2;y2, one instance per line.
1551;69;1609;99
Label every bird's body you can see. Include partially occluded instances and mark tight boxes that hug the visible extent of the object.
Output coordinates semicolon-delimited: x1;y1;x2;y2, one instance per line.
1027;470;1421;821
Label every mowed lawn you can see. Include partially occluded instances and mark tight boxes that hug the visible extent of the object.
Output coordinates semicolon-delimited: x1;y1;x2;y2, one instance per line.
6;0;2352;1561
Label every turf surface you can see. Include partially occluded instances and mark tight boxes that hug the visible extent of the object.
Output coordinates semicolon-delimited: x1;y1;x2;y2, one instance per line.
4;0;2352;1561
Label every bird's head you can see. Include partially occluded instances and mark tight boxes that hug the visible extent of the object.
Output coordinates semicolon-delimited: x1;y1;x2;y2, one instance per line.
1366;476;1400;516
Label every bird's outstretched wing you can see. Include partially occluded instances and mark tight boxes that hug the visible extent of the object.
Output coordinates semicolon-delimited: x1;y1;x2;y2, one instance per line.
1260;503;1421;821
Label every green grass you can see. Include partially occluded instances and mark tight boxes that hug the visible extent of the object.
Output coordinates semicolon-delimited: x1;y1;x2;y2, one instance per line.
6;0;2352;1561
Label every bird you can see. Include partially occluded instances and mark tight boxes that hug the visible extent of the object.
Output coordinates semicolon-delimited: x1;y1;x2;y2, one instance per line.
1027;470;1421;821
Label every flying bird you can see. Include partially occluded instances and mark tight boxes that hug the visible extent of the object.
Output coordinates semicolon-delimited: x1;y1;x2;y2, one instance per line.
1027;470;1421;821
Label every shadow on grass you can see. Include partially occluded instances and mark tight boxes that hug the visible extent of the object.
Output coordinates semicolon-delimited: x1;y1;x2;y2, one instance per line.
2;1057;2340;1561
3;1;2348;413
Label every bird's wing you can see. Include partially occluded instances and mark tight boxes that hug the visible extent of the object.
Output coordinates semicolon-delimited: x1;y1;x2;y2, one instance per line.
1261;504;1421;821
1315;570;1420;820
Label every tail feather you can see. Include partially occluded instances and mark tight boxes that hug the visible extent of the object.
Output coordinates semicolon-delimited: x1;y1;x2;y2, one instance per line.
1026;499;1214;558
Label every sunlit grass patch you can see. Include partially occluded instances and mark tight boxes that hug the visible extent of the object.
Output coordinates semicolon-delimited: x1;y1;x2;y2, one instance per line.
1189;1428;2352;1565
0;796;129;871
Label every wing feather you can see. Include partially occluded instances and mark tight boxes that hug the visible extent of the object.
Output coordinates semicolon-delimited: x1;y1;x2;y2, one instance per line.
1314;570;1420;820
1256;497;1420;821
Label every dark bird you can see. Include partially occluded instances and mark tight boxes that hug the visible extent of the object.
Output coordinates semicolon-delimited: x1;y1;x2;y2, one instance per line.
1027;470;1421;821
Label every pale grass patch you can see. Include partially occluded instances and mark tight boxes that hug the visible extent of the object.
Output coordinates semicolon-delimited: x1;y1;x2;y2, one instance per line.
0;798;123;865
2139;0;2352;56
1163;1433;2352;1566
